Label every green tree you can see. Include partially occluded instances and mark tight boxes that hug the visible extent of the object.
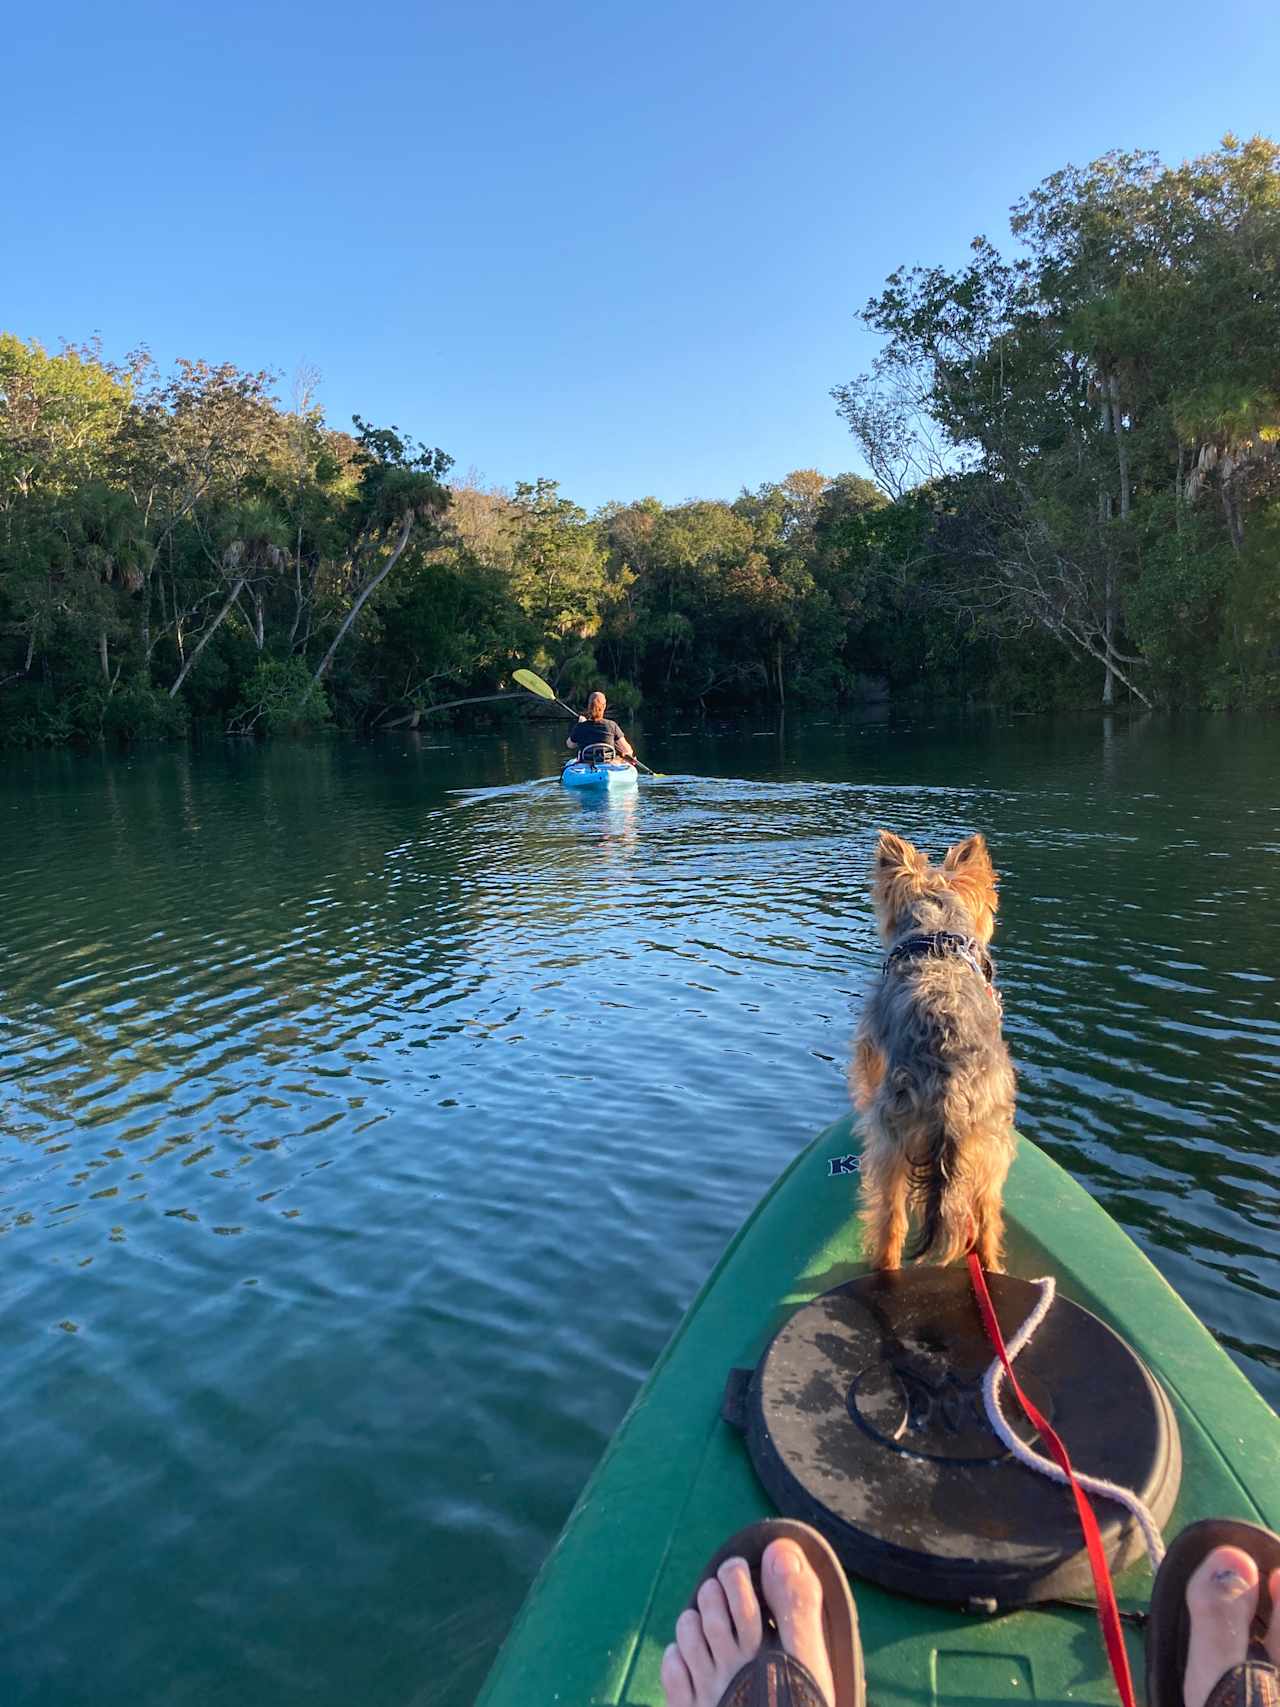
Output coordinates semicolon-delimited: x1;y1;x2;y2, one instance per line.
834;134;1280;708
507;478;607;688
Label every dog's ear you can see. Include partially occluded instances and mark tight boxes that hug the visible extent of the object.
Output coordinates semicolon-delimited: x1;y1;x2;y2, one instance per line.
871;830;929;935
874;830;927;878
943;834;999;936
943;833;993;879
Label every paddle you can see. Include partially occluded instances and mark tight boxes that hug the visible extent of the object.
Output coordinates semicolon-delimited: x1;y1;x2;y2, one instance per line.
511;669;662;777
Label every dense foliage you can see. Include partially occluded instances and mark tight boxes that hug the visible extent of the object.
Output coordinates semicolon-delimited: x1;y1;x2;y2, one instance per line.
834;133;1280;711
3;136;1277;744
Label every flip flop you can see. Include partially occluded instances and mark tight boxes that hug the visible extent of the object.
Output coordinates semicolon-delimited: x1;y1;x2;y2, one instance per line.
684;1518;865;1707
1146;1519;1280;1707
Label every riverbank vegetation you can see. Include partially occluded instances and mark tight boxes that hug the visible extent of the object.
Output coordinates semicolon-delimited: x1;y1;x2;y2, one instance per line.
2;136;1277;745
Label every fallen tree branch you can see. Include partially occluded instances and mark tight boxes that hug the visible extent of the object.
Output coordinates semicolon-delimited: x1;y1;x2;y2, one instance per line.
378;690;528;729
169;574;247;698
312;510;415;683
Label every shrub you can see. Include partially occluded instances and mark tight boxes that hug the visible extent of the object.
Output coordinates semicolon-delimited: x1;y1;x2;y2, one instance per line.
100;679;190;743
229;658;332;735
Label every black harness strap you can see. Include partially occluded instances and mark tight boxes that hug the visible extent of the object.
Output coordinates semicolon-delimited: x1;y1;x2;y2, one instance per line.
883;930;997;990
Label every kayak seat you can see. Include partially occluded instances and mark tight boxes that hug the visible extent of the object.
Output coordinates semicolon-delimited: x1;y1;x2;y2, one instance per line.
576;743;616;766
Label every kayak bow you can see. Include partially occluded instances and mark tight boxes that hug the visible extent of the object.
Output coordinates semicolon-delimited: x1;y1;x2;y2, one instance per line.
477;1114;1280;1707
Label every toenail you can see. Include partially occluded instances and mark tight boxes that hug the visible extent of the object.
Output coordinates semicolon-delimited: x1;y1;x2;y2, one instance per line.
1212;1569;1250;1591
767;1543;801;1577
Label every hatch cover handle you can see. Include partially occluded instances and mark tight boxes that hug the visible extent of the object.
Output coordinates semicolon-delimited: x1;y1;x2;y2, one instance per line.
721;1367;753;1433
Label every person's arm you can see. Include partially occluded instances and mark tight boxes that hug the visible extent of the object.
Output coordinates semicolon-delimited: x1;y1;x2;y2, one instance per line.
612;721;634;758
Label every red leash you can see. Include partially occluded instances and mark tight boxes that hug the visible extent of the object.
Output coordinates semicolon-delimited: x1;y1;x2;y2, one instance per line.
966;1252;1138;1707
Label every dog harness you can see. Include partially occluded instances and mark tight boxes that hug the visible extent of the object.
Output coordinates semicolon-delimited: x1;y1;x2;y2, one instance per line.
882;931;1002;1013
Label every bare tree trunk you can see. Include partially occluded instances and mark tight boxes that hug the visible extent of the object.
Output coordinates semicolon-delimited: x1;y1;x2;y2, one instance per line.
1061;617;1153;708
1100;373;1128;708
169;575;247;698
97;660;123;736
1216;479;1245;551
288;550;305;649
1175;445;1185;535
1227;473;1245;551
0;629;36;689
99;629;110;682
776;638;785;708
1095;482;1118;707
1109;374;1131;521
312;512;414;684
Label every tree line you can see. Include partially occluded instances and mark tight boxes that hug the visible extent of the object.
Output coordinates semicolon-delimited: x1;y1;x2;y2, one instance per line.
2;134;1276;745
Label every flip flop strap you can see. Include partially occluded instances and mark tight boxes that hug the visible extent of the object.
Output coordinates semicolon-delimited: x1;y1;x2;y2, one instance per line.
1204;1660;1280;1707
718;1642;830;1707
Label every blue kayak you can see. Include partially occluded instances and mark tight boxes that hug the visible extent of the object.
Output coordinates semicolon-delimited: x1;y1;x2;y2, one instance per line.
561;759;638;790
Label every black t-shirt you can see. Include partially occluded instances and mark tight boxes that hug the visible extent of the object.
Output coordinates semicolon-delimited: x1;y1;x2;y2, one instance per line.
569;718;625;752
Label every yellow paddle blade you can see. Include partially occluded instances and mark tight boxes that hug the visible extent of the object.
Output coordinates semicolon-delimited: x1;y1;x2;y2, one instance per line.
512;668;556;701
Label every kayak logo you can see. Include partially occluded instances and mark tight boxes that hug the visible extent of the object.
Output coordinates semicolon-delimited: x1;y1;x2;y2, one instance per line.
848;1357;1054;1464
849;1363;1000;1462
828;1154;861;1176
897;1366;986;1439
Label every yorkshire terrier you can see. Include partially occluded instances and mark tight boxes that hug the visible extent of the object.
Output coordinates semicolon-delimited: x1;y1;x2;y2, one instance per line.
851;830;1017;1271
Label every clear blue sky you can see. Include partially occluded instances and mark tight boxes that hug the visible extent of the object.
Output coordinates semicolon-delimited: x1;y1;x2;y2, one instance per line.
6;0;1278;508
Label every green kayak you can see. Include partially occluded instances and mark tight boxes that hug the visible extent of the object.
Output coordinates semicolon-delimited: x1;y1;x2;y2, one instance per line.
477;1114;1280;1707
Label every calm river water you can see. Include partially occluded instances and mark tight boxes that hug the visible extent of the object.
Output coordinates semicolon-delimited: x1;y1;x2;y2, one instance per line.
2;715;1276;1705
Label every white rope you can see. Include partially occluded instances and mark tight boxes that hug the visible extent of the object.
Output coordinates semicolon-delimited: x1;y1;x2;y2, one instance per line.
981;1274;1167;1572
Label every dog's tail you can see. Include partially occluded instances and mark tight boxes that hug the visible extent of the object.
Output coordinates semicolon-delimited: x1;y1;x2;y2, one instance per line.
907;1121;963;1262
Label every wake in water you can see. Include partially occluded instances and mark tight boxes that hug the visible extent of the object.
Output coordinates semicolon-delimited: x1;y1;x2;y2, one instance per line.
448;776;563;803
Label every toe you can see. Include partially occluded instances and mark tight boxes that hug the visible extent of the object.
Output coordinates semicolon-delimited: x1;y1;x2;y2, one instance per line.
717;1556;763;1656
1266;1568;1280;1668
661;1641;695;1707
1186;1544;1260;1623
675;1608;717;1699
1184;1545;1260;1707
762;1539;836;1707
697;1576;744;1672
764;1540;825;1622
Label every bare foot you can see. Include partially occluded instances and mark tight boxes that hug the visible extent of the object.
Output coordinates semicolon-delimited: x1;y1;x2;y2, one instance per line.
1184;1546;1261;1707
661;1538;836;1707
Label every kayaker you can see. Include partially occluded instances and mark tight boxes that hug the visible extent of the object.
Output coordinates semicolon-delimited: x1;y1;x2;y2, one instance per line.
566;691;634;762
659;1518;1280;1707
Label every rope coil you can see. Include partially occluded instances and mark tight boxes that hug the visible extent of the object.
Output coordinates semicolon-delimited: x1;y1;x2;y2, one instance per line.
979;1271;1167;1572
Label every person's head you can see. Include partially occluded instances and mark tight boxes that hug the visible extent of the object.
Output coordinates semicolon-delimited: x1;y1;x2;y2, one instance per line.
586;691;607;720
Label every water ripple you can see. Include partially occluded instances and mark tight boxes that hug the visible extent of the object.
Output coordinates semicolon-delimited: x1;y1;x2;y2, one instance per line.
1;717;1277;1706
